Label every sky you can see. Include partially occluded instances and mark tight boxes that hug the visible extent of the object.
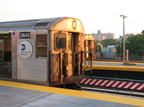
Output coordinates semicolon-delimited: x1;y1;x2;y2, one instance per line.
0;0;144;38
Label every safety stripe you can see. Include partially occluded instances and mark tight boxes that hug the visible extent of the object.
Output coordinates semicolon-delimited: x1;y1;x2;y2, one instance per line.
124;82;133;89
79;78;87;84
89;79;97;85
84;79;91;84
117;82;126;88
77;78;144;91
100;80;108;86
95;80;102;85
137;84;144;90
112;81;120;87
106;81;114;87
130;83;139;90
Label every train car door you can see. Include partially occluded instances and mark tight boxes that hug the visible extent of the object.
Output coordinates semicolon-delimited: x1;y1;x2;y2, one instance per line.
67;33;73;76
67;32;81;77
51;31;82;85
61;32;80;77
0;32;12;77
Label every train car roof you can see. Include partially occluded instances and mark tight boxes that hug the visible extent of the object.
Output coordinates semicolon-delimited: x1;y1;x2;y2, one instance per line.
84;34;95;41
0;17;80;31
0;17;63;31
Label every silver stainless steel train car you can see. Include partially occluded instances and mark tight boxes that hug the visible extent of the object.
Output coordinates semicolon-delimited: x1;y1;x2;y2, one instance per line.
0;17;85;86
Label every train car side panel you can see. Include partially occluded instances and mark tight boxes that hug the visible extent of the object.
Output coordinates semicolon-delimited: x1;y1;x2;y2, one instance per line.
17;39;47;82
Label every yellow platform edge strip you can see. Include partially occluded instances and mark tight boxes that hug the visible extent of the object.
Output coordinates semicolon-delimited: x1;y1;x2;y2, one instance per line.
93;61;144;64
85;65;144;72
0;80;144;106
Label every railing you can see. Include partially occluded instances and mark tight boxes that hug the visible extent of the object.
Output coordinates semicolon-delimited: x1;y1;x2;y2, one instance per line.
84;76;144;83
96;53;144;62
77;77;144;92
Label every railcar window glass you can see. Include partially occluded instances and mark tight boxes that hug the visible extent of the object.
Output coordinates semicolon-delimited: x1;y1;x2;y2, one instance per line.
88;40;91;48
54;33;66;51
0;40;2;59
0;40;2;51
68;33;72;50
36;34;47;57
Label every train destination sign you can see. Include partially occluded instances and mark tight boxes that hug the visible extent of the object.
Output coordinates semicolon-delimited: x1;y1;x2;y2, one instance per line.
20;32;31;39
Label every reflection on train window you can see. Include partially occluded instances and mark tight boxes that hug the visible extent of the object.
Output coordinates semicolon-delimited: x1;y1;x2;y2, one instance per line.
54;33;66;51
36;34;47;57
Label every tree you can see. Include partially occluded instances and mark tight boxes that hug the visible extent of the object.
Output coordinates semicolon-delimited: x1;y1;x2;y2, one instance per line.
116;41;122;53
97;44;103;53
116;34;144;56
100;39;118;47
141;30;144;37
141;30;144;35
126;35;144;56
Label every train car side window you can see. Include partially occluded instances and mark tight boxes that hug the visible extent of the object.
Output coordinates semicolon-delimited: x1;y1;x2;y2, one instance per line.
0;39;3;59
54;33;66;51
36;34;47;57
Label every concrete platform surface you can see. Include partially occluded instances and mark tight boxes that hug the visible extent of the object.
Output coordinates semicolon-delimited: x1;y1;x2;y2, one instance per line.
0;80;144;107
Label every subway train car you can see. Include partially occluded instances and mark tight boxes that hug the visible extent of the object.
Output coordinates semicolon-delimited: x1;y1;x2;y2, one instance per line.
84;34;96;61
0;17;85;86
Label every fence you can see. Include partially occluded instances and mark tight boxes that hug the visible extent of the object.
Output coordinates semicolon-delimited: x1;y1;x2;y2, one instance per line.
96;53;144;62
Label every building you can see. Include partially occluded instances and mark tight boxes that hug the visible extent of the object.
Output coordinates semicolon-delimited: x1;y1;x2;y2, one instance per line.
92;30;115;41
103;45;116;59
116;33;135;41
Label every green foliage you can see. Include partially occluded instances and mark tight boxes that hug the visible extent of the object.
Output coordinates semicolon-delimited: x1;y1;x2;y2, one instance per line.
126;35;144;55
116;42;122;53
116;32;144;56
141;30;144;35
100;39;118;47
97;45;103;53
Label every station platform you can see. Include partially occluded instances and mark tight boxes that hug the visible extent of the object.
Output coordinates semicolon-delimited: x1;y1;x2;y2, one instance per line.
90;61;144;72
0;80;144;107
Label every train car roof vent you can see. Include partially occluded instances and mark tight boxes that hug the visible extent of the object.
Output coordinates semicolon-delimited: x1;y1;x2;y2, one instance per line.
34;22;50;28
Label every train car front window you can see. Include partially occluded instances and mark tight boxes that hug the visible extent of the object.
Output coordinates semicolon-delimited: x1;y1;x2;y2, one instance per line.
54;33;66;51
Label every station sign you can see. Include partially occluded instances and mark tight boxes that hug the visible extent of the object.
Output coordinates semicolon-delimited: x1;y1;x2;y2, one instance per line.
20;32;31;39
19;40;33;59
